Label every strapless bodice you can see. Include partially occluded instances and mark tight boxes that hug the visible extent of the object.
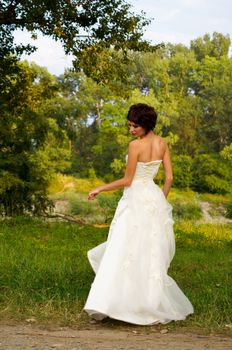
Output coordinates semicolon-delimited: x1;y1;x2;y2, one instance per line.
126;155;162;183
133;160;162;182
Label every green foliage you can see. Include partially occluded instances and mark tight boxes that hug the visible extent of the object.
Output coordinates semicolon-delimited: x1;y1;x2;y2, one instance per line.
98;191;123;222
192;154;232;194
225;202;232;219
1;30;232;214
168;51;197;96
169;96;202;156
110;158;125;177
0;0;151;58
0;1;156;216
0;62;73;215
43;119;72;173
190;32;231;61
52;33;232;195
198;192;232;218
220;144;232;163
172;155;193;188
0;62;54;215
48;174;76;194
172;201;202;221
168;189;202;221
67;192;96;217
192;55;232;152
48;174;104;195
0;150;54;216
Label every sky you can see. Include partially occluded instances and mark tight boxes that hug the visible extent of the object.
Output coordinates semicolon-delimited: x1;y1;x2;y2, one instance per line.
14;0;232;76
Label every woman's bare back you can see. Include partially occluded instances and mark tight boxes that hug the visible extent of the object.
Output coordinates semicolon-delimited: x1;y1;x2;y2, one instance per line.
136;134;166;163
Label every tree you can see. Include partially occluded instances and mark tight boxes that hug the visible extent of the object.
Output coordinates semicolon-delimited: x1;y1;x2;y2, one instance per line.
89;88;176;179
1;1;160;93
58;70;119;177
0;0;151;59
190;32;231;61
41;34;232;195
192;154;232;194
0;61;65;215
168;51;197;97
192;55;232;152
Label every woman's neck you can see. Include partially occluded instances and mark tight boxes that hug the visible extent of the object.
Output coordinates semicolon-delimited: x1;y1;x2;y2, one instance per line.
140;130;155;139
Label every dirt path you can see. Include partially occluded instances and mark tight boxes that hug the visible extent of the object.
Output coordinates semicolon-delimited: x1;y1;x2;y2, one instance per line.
1;323;232;350
199;201;232;224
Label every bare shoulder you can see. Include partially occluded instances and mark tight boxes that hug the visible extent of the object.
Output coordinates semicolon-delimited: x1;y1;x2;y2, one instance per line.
155;135;167;150
128;139;142;149
128;139;142;160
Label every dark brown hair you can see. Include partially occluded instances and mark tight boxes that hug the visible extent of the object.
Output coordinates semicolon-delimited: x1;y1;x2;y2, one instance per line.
127;103;157;134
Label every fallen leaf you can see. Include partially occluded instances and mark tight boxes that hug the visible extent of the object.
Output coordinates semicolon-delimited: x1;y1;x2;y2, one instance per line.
25;318;37;323
160;329;168;334
225;324;232;328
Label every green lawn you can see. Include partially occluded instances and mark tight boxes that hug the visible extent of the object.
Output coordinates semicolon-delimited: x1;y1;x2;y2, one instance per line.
0;217;231;333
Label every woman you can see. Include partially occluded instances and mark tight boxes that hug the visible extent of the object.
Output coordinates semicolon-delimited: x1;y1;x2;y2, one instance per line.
84;103;193;325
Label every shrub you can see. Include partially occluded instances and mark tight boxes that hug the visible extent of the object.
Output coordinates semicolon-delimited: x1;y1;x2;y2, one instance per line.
192;154;232;194
67;192;96;217
0;150;53;216
98;191;122;222
225;202;232;219
48;174;104;194
172;200;202;221
48;174;76;194
172;155;193;188
74;178;104;193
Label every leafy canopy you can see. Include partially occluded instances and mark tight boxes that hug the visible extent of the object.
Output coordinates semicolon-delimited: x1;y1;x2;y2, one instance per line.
0;0;152;58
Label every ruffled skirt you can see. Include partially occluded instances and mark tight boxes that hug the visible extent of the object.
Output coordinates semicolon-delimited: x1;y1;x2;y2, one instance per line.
84;181;193;325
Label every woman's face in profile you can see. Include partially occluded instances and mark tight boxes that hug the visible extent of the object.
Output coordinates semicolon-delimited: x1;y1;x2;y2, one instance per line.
128;121;145;138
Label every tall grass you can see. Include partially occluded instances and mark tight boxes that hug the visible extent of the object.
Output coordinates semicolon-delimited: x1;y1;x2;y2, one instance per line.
0;217;231;332
48;174;104;194
168;189;202;221
171;222;232;332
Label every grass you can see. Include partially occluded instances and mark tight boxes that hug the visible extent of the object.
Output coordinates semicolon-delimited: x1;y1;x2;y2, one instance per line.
0;216;231;334
171;222;232;332
0;217;107;325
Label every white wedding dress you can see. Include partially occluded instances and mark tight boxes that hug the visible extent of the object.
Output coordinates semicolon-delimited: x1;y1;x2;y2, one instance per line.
84;158;194;325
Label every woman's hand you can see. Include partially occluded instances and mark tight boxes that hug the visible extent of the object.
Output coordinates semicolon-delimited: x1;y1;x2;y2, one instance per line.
88;188;100;200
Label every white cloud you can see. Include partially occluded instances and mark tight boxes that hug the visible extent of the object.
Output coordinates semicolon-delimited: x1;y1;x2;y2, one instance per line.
159;8;181;23
144;30;192;46
14;30;74;75
178;0;206;8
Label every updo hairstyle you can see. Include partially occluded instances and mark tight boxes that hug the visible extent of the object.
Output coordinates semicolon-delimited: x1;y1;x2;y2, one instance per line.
127;103;157;134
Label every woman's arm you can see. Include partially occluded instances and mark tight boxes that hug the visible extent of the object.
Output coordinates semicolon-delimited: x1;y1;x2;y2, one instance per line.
88;141;139;200
162;143;173;198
